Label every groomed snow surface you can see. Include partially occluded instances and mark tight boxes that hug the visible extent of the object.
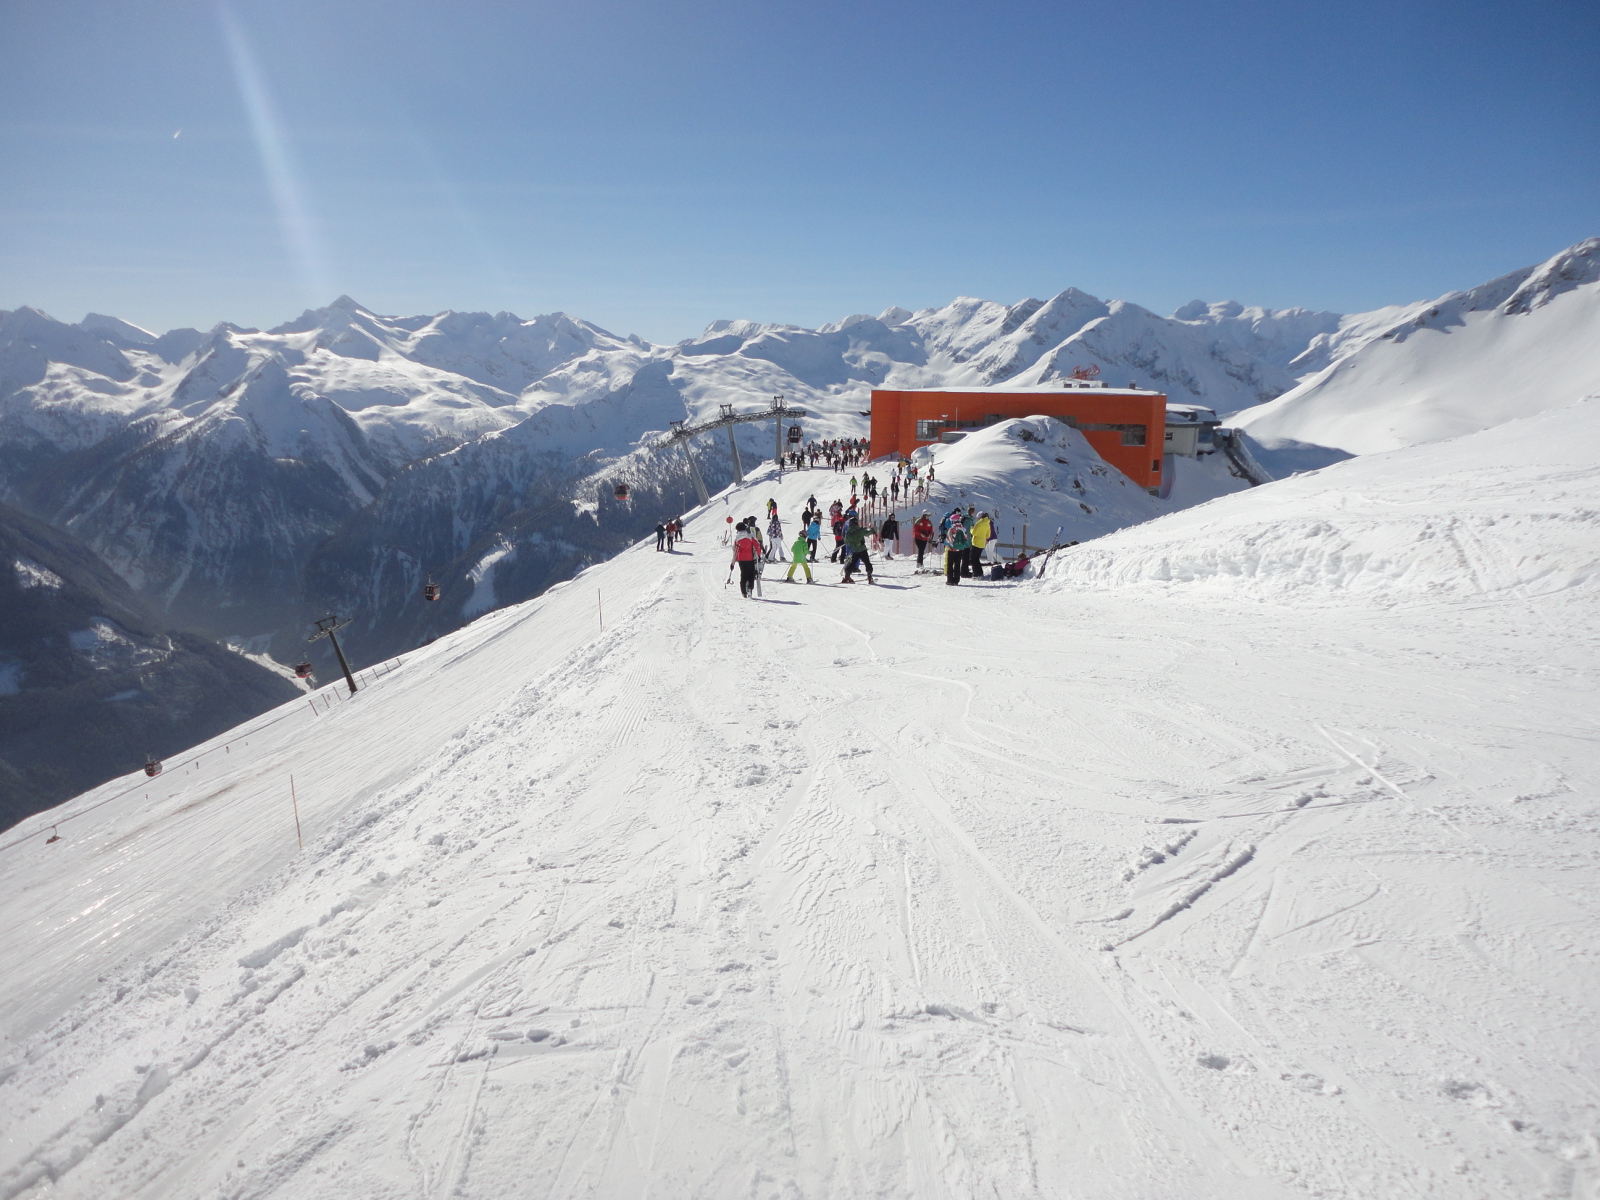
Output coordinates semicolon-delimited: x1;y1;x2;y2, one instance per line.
2;407;1598;1199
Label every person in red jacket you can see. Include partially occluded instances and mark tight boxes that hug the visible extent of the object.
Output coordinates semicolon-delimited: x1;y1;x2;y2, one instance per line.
732;519;764;598
911;511;935;569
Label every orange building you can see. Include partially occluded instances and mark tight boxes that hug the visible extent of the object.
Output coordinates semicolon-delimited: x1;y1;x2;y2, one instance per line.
869;384;1169;490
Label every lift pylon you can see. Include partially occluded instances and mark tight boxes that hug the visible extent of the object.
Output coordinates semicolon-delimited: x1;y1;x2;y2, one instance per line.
309;614;359;696
656;398;808;502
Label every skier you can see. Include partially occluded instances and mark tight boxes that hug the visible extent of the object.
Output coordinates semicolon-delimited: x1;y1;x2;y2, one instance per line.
766;513;784;561
806;512;821;562
732;519;763;598
969;510;993;577
840;519;874;583
785;530;814;582
655;522;666;551
945;517;969;586
880;512;900;560
912;511;934;569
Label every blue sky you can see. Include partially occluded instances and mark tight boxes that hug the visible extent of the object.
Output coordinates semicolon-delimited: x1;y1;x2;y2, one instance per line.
1;0;1595;342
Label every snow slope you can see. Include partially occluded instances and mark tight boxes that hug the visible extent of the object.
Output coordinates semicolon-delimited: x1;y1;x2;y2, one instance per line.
1233;238;1600;456
1042;397;1600;602
2;408;1596;1198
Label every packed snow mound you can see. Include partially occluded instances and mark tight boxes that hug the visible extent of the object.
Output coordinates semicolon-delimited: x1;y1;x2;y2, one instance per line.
1232;238;1600;455
913;417;1161;543
1040;398;1600;602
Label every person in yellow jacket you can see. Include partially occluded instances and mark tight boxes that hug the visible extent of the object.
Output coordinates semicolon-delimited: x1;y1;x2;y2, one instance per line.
968;511;993;577
785;532;814;582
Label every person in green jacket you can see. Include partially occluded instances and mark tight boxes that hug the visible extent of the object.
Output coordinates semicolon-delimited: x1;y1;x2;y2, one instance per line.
945;519;970;586
785;532;813;582
841;520;874;584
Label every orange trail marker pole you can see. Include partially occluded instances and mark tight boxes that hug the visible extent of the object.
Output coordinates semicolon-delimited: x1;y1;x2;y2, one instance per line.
290;774;303;851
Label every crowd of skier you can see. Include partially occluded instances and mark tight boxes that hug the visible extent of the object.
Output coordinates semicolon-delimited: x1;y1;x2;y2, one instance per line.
780;437;873;472
652;447;1059;598
713;461;1044;597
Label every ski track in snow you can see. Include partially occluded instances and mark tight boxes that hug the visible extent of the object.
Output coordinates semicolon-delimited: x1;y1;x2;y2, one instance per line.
1;458;1598;1200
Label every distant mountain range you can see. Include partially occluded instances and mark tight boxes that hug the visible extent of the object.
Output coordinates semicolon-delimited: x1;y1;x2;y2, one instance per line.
0;283;1347;664
1;236;1595;822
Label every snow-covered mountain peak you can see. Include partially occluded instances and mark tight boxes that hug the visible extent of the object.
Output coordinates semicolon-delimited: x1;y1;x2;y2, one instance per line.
1173;298;1242;320
0;306;140;387
1233;236;1600;457
77;313;158;346
270;296;380;335
816;313;879;334
1503;236;1600;315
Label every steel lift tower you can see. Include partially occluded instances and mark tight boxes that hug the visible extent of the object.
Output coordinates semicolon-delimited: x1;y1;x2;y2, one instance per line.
657;396;809;507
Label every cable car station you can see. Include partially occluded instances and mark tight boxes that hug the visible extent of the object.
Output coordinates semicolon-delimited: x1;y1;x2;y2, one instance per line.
868;377;1170;491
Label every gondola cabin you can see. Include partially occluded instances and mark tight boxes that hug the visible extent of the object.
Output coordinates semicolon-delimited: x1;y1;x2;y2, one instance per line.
787;424;802;444
144;755;163;778
294;661;314;679
613;482;630;500
423;580;441;602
